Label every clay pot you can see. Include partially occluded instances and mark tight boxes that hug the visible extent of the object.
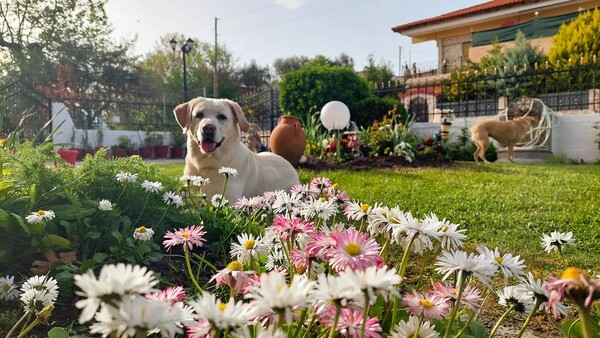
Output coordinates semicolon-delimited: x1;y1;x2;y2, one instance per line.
155;145;169;158
57;149;79;166
269;115;306;167
171;147;185;159
139;146;153;159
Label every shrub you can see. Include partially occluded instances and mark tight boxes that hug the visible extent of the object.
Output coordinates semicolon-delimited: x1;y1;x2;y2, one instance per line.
279;64;371;118
352;96;405;128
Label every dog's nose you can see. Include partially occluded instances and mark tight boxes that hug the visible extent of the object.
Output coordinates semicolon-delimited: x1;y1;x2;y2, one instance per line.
202;124;216;134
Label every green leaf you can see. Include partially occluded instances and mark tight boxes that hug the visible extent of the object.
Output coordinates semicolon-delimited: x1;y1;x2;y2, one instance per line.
468;320;487;338
86;231;101;239
47;327;70;338
41;235;71;250
93;252;108;264
112;231;123;243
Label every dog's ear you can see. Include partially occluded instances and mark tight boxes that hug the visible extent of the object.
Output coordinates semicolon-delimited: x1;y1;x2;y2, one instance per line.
173;102;191;132
225;100;250;132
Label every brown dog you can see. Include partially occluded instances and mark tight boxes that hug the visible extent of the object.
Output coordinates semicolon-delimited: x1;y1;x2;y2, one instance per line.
470;116;536;163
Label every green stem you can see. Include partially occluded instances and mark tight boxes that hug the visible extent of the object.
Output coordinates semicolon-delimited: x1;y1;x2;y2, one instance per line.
6;310;31;338
398;235;417;278
154;204;171;231
293;309;309;338
328;305;342;338
413;316;424;338
390;294;399;332
17;317;40;338
488;305;515;338
300;315;317;338
453;310;475;338
575;304;595;338
443;270;466;338
134;330;148;338
379;236;390;261
220;176;230;203
133;194;150;225
184;245;203;294
360;292;371;338
515;298;543;338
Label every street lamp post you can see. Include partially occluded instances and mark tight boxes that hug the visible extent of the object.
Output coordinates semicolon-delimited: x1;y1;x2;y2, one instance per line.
170;38;193;102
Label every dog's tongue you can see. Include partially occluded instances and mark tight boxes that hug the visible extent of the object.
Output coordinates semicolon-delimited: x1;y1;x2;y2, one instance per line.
201;141;217;153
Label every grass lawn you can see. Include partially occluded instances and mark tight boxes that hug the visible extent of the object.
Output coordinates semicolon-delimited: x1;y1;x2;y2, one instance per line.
158;161;600;274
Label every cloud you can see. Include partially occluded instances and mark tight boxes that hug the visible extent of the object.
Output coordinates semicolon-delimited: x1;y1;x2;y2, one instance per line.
275;0;304;10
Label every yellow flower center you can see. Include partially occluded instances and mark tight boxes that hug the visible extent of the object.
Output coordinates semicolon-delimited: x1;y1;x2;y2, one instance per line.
420;299;434;309
125;172;131;176
2;284;10;292
227;260;243;271
181;231;190;239
360;204;370;213
218;303;227;312
320;197;327;202
136;226;147;233
389;216;400;224
180;184;188;192
345;243;362;256
561;267;590;281
332;183;340;190
495;256;504;264
37;210;46;216
296;265;307;274
441;225;449;232
244;239;255;250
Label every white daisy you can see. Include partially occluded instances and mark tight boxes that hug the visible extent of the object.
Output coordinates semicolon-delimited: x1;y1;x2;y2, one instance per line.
115;171;138;183
218;166;238;178
230;233;269;264
389;211;441;255
497;285;534;313
233;196;264;214
233;325;286;338
389;316;439;338
518;272;568;315
245;271;315;324
211;194;229;208
541;231;576;253
133;226;155;241
90;296;194;338
366;205;404;236
74;263;159;323
312;273;362;314
435;250;496;289
0;275;19;301
141;180;163;193
163;191;184;207
299;197;338;221
98;199;113;211
180;175;210;187
422;213;467;250
477;246;526;282
338;265;402;304
20;275;59;311
264;244;285;272
343;200;373;221
271;191;301;215
25;209;55;224
187;292;254;331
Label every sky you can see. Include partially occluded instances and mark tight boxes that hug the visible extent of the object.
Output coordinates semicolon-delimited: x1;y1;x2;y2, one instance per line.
105;0;483;75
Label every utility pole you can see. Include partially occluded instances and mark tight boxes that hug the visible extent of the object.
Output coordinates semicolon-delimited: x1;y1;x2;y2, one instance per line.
213;17;219;98
398;45;402;76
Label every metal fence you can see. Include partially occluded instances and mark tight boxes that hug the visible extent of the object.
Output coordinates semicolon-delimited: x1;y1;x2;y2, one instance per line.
0;79;52;140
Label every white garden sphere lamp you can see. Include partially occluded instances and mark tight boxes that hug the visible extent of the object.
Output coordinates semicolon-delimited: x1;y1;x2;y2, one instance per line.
320;101;350;131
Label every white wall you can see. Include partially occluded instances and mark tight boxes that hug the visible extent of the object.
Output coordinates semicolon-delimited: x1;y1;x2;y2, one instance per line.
411;111;600;163
51;102;174;149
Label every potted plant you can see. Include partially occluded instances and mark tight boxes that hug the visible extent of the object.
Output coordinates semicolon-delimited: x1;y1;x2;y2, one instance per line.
113;135;132;158
140;126;156;159
154;132;169;159
57;147;79;166
170;130;187;159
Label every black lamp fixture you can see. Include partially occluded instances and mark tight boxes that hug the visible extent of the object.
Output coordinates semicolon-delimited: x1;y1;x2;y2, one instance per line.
170;38;194;101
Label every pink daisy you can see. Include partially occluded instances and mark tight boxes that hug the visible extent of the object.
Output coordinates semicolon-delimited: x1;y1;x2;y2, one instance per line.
163;225;207;251
305;231;336;261
186;319;210;338
145;286;186;305
290;248;312;273
336;308;382;338
209;261;256;295
271;215;314;241
310;177;333;193
546;267;600;319
402;290;450;321
328;228;381;272
431;281;482;311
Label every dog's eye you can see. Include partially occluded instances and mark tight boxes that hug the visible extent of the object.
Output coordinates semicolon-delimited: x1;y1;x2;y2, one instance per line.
195;112;204;119
217;114;227;121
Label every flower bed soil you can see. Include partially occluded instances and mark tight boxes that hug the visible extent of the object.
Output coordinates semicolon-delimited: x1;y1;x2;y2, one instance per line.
298;154;455;171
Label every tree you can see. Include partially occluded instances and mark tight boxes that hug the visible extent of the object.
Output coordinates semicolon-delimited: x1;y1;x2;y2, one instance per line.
273;56;311;79
548;9;600;65
279;64;370;119
236;60;271;89
362;54;394;85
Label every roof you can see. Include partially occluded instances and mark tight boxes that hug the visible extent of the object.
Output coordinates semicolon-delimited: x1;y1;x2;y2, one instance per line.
392;0;543;33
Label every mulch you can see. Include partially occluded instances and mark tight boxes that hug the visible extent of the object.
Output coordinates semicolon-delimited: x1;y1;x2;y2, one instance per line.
297;154;455;171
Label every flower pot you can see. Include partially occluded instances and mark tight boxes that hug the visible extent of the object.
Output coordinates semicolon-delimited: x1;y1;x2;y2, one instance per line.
113;148;128;158
171;147;185;159
139;146;153;159
57;149;79;167
154;145;169;158
269;115;306;167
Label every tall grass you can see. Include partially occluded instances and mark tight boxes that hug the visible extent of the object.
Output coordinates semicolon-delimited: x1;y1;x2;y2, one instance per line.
159;162;600;273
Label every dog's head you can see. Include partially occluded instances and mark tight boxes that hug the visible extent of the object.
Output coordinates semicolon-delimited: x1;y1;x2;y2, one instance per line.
516;115;538;129
173;97;250;154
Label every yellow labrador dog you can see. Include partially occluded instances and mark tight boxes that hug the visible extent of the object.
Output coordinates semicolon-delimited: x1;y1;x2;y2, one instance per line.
173;97;300;201
470;115;537;163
